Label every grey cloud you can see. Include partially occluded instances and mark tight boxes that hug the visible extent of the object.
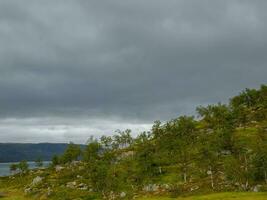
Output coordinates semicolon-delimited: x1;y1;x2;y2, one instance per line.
0;117;151;143
0;1;267;142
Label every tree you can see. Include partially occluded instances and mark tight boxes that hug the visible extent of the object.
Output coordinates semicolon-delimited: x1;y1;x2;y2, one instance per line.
52;155;60;166
18;160;29;174
252;147;267;183
100;135;113;149
83;140;112;193
229;136;254;190
83;141;101;163
10;163;18;174
252;128;267;183
154;116;197;183
198;132;222;189
197;103;234;130
113;129;133;149
61;143;81;163
197;104;234;151
35;157;43;167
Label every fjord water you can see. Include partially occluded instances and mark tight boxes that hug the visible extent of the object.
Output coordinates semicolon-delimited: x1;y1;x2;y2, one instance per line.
0;161;51;176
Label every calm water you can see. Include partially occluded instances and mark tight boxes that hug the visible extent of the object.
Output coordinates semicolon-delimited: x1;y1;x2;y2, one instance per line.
0;161;51;177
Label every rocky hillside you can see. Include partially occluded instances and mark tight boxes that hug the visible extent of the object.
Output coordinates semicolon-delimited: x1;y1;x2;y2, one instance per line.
1;85;267;200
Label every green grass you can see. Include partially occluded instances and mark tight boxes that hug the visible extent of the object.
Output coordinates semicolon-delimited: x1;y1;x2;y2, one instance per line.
0;190;31;200
1;191;267;200
138;192;267;200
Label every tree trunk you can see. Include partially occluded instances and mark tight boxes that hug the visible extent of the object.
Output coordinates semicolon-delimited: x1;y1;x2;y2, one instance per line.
264;171;267;184
244;154;249;190
209;166;214;189
183;172;187;183
159;166;162;174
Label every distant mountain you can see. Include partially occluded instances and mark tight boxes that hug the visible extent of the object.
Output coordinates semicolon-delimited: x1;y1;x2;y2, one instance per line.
0;143;84;162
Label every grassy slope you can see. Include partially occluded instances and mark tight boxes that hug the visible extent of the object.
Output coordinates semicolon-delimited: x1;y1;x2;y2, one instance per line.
0;190;31;200
138;192;267;200
1;192;267;200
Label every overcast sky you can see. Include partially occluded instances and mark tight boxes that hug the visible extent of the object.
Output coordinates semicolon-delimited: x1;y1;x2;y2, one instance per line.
0;0;266;143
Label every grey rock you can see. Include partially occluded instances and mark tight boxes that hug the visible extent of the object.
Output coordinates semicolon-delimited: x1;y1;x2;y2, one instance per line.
143;184;159;192
24;188;31;194
31;176;43;186
253;185;262;192
55;165;65;172
120;192;126;198
66;181;77;189
190;185;199;191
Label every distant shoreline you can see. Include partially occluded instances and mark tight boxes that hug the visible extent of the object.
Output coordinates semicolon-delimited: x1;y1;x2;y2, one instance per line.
0;161;51;177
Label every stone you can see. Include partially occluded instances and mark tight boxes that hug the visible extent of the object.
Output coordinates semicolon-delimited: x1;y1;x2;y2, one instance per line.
143;184;159;192
207;170;212;175
66;181;77;189
55;165;65;172
31;176;43;186
79;186;88;190
190;185;199;191
24;188;31;194
220;150;231;155
253;185;262;192
47;187;53;196
78;183;88;190
71;161;80;166
120;192;126;198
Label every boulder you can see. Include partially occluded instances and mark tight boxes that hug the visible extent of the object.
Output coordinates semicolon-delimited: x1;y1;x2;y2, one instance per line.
24;188;31;194
66;181;77;189
77;175;83;179
55;165;65;172
31;176;43;186
190;185;199;191
78;183;88;190
120;192;126;198
47;187;53;196
143;184;159;192
253;185;262;192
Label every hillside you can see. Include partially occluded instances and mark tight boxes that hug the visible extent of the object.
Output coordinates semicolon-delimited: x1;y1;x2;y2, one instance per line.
0;85;267;200
0;143;75;162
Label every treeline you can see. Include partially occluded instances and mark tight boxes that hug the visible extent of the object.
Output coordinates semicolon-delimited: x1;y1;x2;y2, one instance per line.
52;85;267;195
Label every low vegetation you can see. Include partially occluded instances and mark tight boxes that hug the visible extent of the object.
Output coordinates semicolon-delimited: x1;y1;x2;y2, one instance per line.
138;192;267;200
1;85;267;199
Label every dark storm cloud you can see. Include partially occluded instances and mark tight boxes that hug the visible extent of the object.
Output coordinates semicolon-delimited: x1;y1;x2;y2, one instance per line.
0;1;267;142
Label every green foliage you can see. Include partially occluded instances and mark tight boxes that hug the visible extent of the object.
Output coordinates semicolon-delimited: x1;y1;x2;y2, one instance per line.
83;141;101;163
18;160;29;174
3;84;267;199
61;143;81;164
51;155;60;166
10;163;18;172
35;157;43;167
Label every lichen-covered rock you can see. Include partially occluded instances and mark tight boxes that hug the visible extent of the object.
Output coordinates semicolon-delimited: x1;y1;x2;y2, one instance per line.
55;165;65;172
24;188;31;194
253;185;262;192
190;185;199;191
143;184;159;192
31;176;43;186
78;183;88;190
120;192;126;198
66;181;77;189
77;175;83;179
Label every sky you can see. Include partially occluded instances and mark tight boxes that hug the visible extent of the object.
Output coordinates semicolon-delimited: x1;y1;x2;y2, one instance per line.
0;0;267;143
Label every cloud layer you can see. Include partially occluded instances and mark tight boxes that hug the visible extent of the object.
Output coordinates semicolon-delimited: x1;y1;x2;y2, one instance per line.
0;1;267;142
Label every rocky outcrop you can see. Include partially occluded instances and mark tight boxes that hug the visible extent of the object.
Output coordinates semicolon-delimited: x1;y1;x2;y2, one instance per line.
31;176;43;186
